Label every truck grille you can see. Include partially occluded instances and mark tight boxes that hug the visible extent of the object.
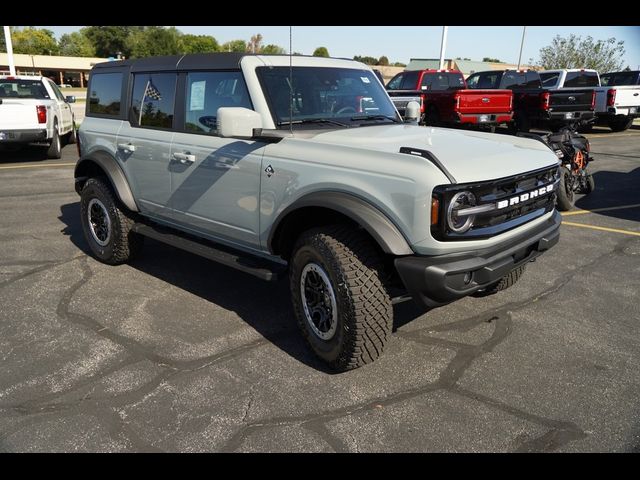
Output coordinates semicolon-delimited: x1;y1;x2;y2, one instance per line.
432;165;560;240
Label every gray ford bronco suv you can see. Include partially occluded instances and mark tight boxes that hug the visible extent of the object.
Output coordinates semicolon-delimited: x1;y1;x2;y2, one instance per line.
76;53;561;371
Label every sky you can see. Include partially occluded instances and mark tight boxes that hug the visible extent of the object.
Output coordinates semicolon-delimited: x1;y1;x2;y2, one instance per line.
39;26;640;69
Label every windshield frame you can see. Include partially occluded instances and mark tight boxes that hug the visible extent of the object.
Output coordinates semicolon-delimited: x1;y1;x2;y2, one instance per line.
256;66;401;129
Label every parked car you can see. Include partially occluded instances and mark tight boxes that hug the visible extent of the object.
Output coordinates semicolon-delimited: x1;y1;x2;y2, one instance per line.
537;69;597;130
386;69;513;130
592;70;640;132
76;53;561;371
0;75;77;158
466;69;595;132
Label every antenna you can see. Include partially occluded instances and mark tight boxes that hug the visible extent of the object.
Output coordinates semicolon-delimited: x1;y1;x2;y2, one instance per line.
289;26;293;135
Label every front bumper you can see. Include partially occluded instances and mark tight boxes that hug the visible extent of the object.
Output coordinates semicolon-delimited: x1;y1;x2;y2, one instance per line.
455;112;513;125
395;210;561;309
0;129;47;143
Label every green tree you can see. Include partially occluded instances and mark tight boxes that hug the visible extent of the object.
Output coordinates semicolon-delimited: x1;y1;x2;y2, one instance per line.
378;56;389;66
178;34;219;54
313;47;329;57
222;40;248;53
82;26;143;58
59;31;96;57
128;27;181;58
261;44;286;54
482;57;501;62
538;34;625;72
12;27;59;55
353;55;378;65
392;62;407;67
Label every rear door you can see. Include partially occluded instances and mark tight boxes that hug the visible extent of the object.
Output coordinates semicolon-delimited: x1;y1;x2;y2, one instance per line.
46;79;74;134
168;70;264;249
116;72;177;218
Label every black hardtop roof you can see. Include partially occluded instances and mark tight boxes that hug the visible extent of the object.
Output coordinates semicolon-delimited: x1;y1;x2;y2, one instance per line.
91;52;247;72
90;52;348;73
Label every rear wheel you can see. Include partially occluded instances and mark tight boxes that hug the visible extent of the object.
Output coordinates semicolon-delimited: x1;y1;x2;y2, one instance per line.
609;117;633;132
46;122;62;159
66;122;77;145
289;225;393;371
80;177;143;265
583;166;595;194
556;168;575;211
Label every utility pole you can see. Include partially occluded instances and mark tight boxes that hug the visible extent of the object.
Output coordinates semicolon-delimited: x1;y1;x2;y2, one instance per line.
3;26;16;75
517;26;527;70
439;26;448;70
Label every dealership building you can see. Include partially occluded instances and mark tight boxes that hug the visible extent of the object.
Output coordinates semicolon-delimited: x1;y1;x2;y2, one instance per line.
0;53;110;87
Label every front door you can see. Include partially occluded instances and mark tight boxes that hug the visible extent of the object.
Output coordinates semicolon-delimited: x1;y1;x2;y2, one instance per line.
117;72;177;218
169;70;263;249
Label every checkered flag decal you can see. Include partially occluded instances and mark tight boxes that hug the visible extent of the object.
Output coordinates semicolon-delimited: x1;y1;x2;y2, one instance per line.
144;79;162;101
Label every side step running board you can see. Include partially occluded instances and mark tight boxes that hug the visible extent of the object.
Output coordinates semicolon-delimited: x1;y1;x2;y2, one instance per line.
131;223;286;281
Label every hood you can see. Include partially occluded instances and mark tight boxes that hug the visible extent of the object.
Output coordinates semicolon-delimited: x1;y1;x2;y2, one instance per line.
304;124;558;184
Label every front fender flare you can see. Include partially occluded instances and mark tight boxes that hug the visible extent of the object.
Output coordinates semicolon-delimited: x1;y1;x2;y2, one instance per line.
269;191;413;256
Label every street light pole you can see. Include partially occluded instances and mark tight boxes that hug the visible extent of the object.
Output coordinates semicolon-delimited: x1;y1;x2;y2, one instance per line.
439;26;448;70
3;26;16;75
517;26;527;70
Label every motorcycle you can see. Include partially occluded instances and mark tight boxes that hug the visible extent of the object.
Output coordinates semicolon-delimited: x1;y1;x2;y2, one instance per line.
518;127;595;211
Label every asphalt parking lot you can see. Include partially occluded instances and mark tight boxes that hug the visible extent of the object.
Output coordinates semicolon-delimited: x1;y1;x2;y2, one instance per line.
0;127;638;452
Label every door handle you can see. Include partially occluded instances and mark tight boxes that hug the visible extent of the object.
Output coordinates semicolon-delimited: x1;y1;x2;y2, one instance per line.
117;143;136;153
172;152;196;164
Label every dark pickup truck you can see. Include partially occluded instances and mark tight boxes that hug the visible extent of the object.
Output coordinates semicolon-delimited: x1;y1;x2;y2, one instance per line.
465;69;595;132
386;69;513;129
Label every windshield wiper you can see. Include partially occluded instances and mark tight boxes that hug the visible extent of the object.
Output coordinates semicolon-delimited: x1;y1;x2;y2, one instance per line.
277;118;350;127
350;114;400;123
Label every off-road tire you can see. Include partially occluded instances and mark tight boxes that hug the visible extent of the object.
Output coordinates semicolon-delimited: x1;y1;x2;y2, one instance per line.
289;225;393;371
556;168;575;211
609;117;633;132
47;121;62;159
80;177;143;265
473;264;527;297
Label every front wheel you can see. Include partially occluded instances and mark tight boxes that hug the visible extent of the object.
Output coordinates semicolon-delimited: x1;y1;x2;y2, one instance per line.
289;226;392;371
583;166;595;194
556;168;575;211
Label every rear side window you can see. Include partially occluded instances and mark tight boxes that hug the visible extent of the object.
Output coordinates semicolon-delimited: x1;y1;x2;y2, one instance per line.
184;71;252;133
501;72;526;89
400;71;420;90
602;72;639;86
564;71;599;87
422;73;464;91
525;72;542;88
131;73;177;129
540;72;559;88
88;73;123;116
386;73;403;90
0;79;50;99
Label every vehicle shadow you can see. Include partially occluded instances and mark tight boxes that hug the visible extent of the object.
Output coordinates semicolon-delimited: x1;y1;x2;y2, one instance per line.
575;166;640;222
59;202;426;373
0;144;49;164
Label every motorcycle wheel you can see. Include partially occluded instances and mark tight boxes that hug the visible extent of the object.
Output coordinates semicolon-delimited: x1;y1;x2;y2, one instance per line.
556;168;575;211
584;167;595;194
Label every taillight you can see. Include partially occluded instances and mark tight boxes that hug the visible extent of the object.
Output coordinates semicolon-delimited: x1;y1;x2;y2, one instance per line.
509;92;513;110
356;95;364;113
420;94;425;113
455;94;460;110
540;92;550;111
36;105;47;124
607;89;616;107
591;91;596;110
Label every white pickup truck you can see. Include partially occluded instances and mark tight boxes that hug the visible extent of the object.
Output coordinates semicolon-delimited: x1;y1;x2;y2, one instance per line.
539;68;640;132
0;75;77;158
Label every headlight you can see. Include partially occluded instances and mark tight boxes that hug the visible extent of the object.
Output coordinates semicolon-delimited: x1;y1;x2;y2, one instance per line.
447;191;476;233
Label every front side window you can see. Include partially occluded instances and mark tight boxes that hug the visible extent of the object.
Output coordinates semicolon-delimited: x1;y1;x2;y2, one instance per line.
184;71;252;133
257;67;399;128
466;72;500;89
386;73;404;90
0;79;50;99
564;71;599;88
131;73;177;129
88;73;122;116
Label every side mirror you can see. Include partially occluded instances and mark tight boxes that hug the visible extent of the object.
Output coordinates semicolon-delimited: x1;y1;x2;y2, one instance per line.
404;101;421;124
217;107;263;139
65;95;76;103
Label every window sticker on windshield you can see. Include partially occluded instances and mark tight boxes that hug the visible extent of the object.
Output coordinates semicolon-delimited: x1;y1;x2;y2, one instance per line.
190;80;206;111
361;77;371;84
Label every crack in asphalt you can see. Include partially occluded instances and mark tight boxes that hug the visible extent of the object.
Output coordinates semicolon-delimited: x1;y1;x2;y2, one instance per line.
222;241;630;452
0;256;81;289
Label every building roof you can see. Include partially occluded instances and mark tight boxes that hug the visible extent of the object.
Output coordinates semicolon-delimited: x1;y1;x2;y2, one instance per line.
454;60;498;75
0;53;110;71
406;59;445;70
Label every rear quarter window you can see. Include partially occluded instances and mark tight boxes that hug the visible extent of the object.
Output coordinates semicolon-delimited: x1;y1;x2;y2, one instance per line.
88;72;123;117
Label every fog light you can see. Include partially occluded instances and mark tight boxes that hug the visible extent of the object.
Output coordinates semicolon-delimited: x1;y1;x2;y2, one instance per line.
463;272;472;285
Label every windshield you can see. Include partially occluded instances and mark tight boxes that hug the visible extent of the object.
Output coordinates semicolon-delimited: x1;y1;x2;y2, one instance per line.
257;67;399;127
0;79;50;99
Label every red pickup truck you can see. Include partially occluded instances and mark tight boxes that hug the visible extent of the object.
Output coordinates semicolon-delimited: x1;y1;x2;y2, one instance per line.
386;69;513;129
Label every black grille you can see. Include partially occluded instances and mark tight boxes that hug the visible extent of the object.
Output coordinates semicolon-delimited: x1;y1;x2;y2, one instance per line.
432;165;560;240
